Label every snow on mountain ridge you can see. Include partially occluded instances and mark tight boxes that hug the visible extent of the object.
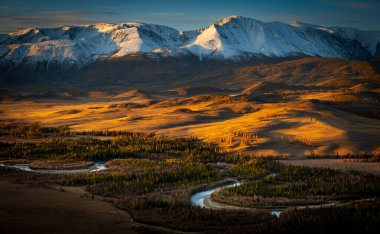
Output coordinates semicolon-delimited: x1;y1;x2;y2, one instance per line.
185;16;371;60
0;16;378;69
0;22;188;68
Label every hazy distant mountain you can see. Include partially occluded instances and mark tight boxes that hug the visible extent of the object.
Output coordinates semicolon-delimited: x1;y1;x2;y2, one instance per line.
0;16;379;70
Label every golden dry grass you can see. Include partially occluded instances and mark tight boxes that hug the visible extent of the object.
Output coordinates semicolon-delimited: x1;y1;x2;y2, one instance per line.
1;88;379;157
2;57;379;157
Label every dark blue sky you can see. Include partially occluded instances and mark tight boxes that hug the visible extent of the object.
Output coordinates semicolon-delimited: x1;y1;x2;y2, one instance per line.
1;0;379;33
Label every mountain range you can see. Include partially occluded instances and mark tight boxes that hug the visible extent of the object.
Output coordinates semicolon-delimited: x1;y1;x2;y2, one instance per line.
1;15;380;71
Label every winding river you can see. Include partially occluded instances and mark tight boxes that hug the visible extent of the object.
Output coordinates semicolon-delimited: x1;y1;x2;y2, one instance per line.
190;179;343;219
190;181;282;218
2;161;340;219
0;162;107;174
191;181;241;208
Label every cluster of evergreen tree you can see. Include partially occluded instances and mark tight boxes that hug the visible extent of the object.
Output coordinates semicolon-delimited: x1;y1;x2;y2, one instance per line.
0;122;70;138
62;162;221;196
0;135;222;162
225;161;380;198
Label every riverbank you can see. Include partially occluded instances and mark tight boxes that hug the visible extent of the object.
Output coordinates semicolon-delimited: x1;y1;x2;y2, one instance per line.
190;159;380;213
0;161;107;174
28;160;95;170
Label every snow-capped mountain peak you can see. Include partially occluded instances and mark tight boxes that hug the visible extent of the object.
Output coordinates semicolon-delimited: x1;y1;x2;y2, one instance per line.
0;16;378;70
184;16;373;60
214;15;241;25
